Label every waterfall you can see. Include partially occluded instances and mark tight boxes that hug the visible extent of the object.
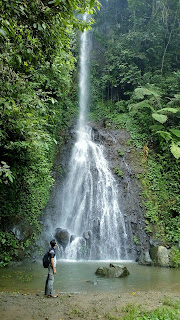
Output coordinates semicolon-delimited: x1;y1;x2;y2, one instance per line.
78;13;89;132
56;14;130;260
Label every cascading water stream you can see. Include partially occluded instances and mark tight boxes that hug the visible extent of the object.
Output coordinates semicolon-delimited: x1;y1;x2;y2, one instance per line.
57;14;129;260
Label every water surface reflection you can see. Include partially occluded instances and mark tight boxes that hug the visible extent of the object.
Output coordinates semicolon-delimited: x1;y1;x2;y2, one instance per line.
0;261;179;294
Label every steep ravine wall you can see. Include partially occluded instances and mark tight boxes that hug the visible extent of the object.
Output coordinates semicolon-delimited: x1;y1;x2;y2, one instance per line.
40;121;150;263
91;122;150;261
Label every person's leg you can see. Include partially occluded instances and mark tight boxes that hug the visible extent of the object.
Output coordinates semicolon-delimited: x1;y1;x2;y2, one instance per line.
48;267;54;296
45;273;49;295
45;266;54;296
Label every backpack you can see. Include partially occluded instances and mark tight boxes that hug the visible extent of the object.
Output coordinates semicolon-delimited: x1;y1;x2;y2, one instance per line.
42;250;50;268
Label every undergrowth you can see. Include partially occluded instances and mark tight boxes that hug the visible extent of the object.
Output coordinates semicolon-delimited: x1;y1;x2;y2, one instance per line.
105;297;180;320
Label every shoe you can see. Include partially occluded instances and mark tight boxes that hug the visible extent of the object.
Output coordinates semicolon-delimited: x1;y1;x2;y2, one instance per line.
47;295;58;298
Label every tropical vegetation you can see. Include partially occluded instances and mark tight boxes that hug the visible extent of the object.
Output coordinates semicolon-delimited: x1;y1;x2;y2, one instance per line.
0;0;100;266
0;0;179;267
90;0;180;265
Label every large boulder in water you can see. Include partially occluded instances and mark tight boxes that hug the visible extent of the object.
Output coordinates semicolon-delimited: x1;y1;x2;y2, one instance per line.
55;228;70;249
95;263;130;278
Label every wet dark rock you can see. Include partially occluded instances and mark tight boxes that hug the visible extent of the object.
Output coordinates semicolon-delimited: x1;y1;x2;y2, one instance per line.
138;251;153;266
83;230;91;240
95;263;130;278
92;219;100;240
70;235;76;243
91;127;103;142
55;228;70;249
86;280;99;285
149;238;163;247
90;125;150;260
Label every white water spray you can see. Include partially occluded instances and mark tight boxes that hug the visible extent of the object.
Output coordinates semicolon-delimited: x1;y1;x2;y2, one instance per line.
58;14;129;260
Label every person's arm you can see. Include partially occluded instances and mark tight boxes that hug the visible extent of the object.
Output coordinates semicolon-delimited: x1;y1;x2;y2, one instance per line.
51;257;56;274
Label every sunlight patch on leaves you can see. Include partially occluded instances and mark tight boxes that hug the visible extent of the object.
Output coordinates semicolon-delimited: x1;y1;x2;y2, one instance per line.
170;142;180;159
152;113;167;123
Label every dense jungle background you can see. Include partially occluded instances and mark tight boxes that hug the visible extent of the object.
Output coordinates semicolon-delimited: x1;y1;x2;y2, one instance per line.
0;0;180;267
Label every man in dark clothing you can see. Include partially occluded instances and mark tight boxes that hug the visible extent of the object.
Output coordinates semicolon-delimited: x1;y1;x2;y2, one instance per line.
45;239;58;298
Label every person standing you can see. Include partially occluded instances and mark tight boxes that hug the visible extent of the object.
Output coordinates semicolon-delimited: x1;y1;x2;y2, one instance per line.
45;239;58;298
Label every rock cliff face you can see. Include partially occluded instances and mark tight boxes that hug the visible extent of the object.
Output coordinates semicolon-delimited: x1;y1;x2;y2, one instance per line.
92;124;176;268
90;122;150;261
41;122;150;262
35;122;177;267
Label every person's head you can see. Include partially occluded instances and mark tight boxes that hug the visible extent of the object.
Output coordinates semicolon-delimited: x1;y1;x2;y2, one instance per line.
50;239;57;248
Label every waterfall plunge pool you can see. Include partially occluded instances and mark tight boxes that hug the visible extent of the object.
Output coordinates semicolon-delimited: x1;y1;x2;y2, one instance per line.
0;260;180;294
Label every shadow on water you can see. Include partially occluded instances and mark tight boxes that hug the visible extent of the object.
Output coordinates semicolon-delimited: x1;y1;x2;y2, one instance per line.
0;261;180;294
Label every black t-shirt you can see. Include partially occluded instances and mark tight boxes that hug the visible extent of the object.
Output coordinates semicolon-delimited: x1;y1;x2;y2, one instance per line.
49;248;56;259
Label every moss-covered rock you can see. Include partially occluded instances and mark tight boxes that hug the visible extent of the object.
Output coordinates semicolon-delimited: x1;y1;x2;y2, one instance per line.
95;263;130;278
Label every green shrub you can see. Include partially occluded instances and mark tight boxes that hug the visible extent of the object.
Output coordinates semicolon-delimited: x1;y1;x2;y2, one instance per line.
0;232;19;267
118;150;125;157
105;298;180;320
113;167;124;177
170;247;180;268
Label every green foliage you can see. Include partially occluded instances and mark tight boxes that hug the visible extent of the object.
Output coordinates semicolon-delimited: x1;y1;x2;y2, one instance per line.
128;85;180;159
170;129;180;138
90;0;180;255
170;247;180;268
91;0;180;154
113;167;124;178
118;150;124;157
91;0;180;105
133;236;139;245
152;113;168;124
144;201;159;224
163;297;180;310
90;100;113;121
0;232;19;267
158;108;179;115
170;142;180;160
129;101;154;114
140;155;180;245
111;113;130;129
105;298;180;320
0;161;14;184
0;0;100;265
126;117;149;148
